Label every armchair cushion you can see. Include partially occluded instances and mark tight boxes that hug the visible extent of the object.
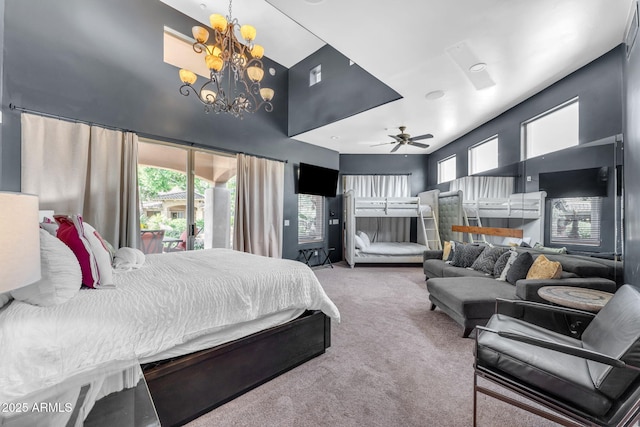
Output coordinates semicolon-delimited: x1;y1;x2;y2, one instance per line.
582;285;640;399
477;314;613;416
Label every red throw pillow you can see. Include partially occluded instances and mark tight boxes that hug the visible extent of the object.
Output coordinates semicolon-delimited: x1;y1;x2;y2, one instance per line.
55;215;114;289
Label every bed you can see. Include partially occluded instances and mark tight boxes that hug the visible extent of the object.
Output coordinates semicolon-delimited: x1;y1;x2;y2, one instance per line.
343;189;441;267
0;248;340;426
461;191;547;244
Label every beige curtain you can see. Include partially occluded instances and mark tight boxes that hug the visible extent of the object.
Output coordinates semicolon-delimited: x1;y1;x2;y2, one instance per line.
21;113;140;248
233;154;284;257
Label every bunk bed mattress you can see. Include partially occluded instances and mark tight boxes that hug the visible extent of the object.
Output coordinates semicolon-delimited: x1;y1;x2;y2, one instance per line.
0;248;340;401
357;242;427;256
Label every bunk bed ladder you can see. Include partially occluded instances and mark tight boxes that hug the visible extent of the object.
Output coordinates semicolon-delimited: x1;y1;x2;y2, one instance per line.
420;209;442;250
464;213;487;243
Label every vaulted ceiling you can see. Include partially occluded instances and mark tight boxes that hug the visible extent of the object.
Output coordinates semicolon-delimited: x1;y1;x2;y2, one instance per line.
162;0;634;154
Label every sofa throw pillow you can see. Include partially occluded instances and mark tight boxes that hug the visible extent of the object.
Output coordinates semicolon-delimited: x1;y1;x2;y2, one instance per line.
442;241;452;261
11;229;82;306
493;250;513;278
356;231;371;248
450;243;485;268
471;246;508;275
526;254;563;280
55;215;114;289
506;251;534;285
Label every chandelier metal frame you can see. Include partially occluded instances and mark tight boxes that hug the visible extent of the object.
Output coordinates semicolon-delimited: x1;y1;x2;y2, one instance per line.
178;0;274;119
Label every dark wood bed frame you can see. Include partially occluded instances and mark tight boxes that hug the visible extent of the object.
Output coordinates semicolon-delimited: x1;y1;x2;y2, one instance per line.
143;310;331;426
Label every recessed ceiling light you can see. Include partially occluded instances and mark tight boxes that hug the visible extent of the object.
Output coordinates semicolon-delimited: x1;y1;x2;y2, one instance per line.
199;3;207;9
305;0;325;4
330;136;339;140
425;90;445;100
269;67;276;76
469;62;487;73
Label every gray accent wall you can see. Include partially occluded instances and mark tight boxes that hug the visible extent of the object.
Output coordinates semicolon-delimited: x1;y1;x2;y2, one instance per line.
288;45;402;136
0;0;339;260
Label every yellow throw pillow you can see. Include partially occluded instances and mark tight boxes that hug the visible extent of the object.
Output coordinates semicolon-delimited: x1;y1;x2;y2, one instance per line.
526;254;562;280
442;241;452;261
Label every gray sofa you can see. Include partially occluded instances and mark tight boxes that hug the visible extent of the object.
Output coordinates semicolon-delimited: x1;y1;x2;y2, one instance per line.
424;247;619;337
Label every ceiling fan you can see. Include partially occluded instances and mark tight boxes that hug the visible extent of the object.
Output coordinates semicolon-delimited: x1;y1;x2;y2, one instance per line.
372;126;433;153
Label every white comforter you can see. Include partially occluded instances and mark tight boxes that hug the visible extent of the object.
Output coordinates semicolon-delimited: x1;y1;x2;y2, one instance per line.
0;249;340;401
358;242;426;256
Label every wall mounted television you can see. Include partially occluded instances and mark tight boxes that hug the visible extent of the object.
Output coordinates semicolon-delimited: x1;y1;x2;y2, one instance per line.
297;163;339;197
539;167;608;198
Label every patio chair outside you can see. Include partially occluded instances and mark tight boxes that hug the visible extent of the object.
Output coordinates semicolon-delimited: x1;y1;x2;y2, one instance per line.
140;229;165;254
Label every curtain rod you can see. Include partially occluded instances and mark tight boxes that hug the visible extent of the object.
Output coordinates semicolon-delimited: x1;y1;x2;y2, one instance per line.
10;104;288;164
9;103;135;133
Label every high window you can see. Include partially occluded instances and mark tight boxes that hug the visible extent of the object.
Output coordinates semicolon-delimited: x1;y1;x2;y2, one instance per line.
550;197;601;246
438;155;457;184
298;194;324;243
469;136;498;174
522;98;579;160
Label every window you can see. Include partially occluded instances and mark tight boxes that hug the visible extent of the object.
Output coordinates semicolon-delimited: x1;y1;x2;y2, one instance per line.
298;194;324;243
437;155;456;184
522;98;579;160
309;64;322;86
550;197;601;246
469;136;498;174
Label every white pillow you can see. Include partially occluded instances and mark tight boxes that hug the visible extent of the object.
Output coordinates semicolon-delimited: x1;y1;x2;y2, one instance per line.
0;293;12;308
357;231;371;247
82;223;114;287
11;229;82;306
497;250;519;282
354;234;365;250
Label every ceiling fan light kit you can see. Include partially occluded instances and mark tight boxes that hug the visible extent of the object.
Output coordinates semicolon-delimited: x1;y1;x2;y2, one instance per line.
375;126;433;153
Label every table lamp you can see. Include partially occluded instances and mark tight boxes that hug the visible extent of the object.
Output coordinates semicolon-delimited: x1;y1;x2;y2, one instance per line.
0;192;41;293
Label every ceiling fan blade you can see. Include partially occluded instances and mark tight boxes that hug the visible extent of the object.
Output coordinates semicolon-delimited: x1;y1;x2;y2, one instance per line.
388;134;402;142
391;143;402;153
410;142;430;149
370;142;394;147
411;133;434;141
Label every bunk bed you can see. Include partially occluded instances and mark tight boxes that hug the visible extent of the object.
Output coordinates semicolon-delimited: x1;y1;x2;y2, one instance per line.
461;191;547;244
343;189;440;267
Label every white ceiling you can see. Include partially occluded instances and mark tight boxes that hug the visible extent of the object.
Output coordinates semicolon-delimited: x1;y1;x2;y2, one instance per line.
162;0;635;155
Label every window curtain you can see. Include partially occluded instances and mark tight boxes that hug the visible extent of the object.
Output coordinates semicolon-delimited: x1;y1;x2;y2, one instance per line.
450;176;515;200
233;154;284;258
21;113;140;249
343;174;411;242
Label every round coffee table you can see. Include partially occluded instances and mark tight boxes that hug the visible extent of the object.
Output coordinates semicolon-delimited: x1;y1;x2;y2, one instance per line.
537;286;613;312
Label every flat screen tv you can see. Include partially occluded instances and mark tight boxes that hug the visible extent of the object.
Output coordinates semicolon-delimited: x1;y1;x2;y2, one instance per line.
539;167;608;198
298;163;339;197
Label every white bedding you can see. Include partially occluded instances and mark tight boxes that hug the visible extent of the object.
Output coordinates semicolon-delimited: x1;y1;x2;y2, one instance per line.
0;248;340;401
357;242;426;256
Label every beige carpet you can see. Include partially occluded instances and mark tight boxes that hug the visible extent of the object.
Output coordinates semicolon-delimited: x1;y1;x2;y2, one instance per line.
186;263;561;427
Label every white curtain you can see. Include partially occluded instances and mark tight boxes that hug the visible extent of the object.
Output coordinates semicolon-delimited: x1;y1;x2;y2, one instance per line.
450;176;515;200
21;113;140;248
343;174;411;242
233;154;284;258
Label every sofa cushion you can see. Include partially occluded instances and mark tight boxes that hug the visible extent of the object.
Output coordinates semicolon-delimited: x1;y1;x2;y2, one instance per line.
506;252;534;285
472;246;508;275
442;266;488;278
450;242;485;268
541;254;609;278
424;259;448;278
526;254;563;280
427;277;517;320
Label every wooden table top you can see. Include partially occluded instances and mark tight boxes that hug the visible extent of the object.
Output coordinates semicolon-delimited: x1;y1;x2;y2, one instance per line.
537;286;614;312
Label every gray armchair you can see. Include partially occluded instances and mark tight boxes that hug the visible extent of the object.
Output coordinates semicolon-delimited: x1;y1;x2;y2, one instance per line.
473;285;640;427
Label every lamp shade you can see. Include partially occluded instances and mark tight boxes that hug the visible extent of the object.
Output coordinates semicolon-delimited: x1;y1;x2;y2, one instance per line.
246;66;264;83
260;87;275;102
0;192;41;293
240;25;256;42
179;69;197;85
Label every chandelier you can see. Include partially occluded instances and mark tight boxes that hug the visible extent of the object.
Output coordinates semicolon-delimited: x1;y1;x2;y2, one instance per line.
178;0;274;118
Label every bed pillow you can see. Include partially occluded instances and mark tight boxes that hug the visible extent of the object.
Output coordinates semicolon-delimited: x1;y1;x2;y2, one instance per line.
471;246;508;275
357;231;371;248
354;234;366;250
450;242;485;268
526;254;563;280
533;243;568;254
55;215;114;289
11;229;82;306
39;217;59;237
506;251;534;285
113;247;146;272
0;293;11;308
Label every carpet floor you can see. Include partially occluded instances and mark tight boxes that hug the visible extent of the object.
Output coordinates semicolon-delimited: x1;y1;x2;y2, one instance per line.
186;263;562;427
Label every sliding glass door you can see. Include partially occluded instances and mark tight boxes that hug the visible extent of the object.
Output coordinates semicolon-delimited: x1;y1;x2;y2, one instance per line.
137;139;236;253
